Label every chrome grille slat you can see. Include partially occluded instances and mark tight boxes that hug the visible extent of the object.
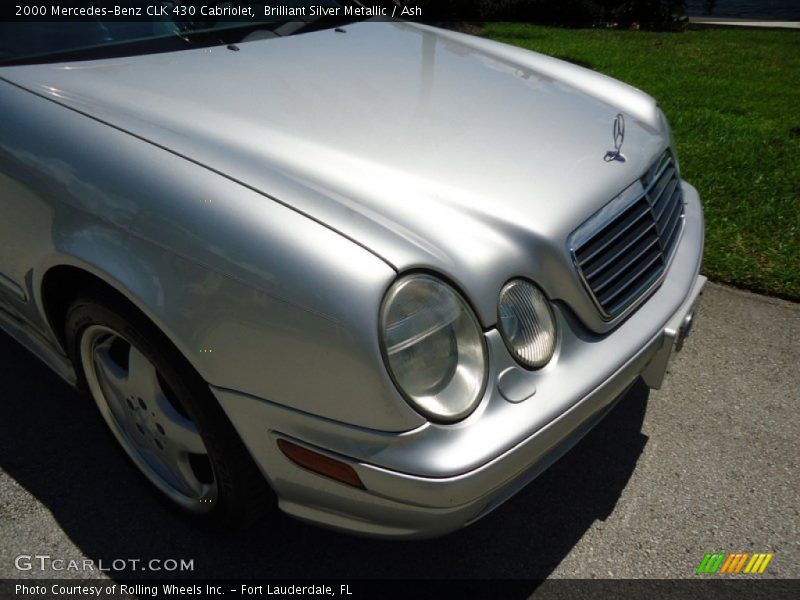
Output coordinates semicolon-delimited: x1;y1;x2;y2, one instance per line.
569;150;686;320
653;178;679;223
649;167;677;209
660;190;682;230
662;202;684;252
645;152;672;183
605;268;662;316
575;200;652;265
582;219;657;280
656;187;679;231
590;236;660;294
598;249;662;306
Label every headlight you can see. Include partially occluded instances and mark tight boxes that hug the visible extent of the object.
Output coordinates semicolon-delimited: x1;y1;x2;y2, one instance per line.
498;280;557;369
381;274;487;423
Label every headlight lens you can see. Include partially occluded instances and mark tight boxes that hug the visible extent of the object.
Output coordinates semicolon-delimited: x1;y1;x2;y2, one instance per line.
498;280;557;369
381;274;487;422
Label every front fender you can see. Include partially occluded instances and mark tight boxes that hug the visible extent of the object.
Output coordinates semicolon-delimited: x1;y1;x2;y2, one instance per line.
0;80;423;432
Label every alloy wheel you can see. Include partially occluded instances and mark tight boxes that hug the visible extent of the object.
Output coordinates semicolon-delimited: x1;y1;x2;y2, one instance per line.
80;325;218;512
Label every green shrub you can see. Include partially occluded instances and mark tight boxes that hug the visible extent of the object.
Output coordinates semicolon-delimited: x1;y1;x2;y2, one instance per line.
604;0;688;29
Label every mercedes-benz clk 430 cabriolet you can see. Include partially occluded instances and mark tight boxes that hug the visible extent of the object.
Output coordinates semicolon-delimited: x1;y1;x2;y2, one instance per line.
0;6;705;538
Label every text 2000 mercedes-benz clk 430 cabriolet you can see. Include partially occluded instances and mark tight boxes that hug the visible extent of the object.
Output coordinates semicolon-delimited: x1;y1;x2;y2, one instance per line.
0;7;704;538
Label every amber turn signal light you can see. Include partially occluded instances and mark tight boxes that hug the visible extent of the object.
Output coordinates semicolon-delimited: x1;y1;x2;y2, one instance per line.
277;439;365;490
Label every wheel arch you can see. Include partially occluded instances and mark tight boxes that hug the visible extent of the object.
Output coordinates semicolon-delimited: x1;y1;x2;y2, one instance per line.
39;262;275;525
36;257;205;386
41;263;137;351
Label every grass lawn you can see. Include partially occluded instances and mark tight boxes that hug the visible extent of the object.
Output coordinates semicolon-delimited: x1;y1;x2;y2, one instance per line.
483;23;800;300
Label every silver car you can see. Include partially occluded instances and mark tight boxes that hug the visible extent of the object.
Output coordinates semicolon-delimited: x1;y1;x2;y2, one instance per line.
0;9;705;538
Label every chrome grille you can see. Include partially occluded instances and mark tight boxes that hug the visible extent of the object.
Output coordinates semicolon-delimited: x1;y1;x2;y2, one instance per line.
570;151;685;320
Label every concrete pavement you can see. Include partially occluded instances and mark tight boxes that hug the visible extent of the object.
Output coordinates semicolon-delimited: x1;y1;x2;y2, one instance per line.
689;17;800;29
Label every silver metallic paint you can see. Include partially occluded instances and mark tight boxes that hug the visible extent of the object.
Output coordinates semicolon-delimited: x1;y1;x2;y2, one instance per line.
215;183;703;479
0;21;706;537
2;21;670;334
0;76;422;432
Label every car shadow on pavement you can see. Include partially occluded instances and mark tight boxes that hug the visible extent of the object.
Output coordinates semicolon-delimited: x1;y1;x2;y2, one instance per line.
0;330;649;586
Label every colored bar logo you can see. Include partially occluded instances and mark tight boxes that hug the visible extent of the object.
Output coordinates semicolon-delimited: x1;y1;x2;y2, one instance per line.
696;552;773;574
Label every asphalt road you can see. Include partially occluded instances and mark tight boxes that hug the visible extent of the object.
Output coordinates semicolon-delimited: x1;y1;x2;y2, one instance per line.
0;283;798;583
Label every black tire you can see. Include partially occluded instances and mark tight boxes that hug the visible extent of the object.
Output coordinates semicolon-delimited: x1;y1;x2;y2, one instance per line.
65;294;272;529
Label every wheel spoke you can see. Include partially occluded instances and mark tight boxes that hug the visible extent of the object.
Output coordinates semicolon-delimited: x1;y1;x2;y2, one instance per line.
127;345;161;398
153;394;206;455
143;448;201;497
93;344;128;401
172;456;207;497
93;345;134;431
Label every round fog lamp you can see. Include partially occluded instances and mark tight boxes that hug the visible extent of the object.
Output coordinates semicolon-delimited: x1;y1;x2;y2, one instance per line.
498;280;557;368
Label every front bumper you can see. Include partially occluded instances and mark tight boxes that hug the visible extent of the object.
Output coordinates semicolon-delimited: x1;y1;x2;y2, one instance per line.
213;182;705;539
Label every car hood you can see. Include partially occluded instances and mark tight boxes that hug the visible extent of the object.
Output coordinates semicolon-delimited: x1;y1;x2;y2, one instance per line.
2;21;669;331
